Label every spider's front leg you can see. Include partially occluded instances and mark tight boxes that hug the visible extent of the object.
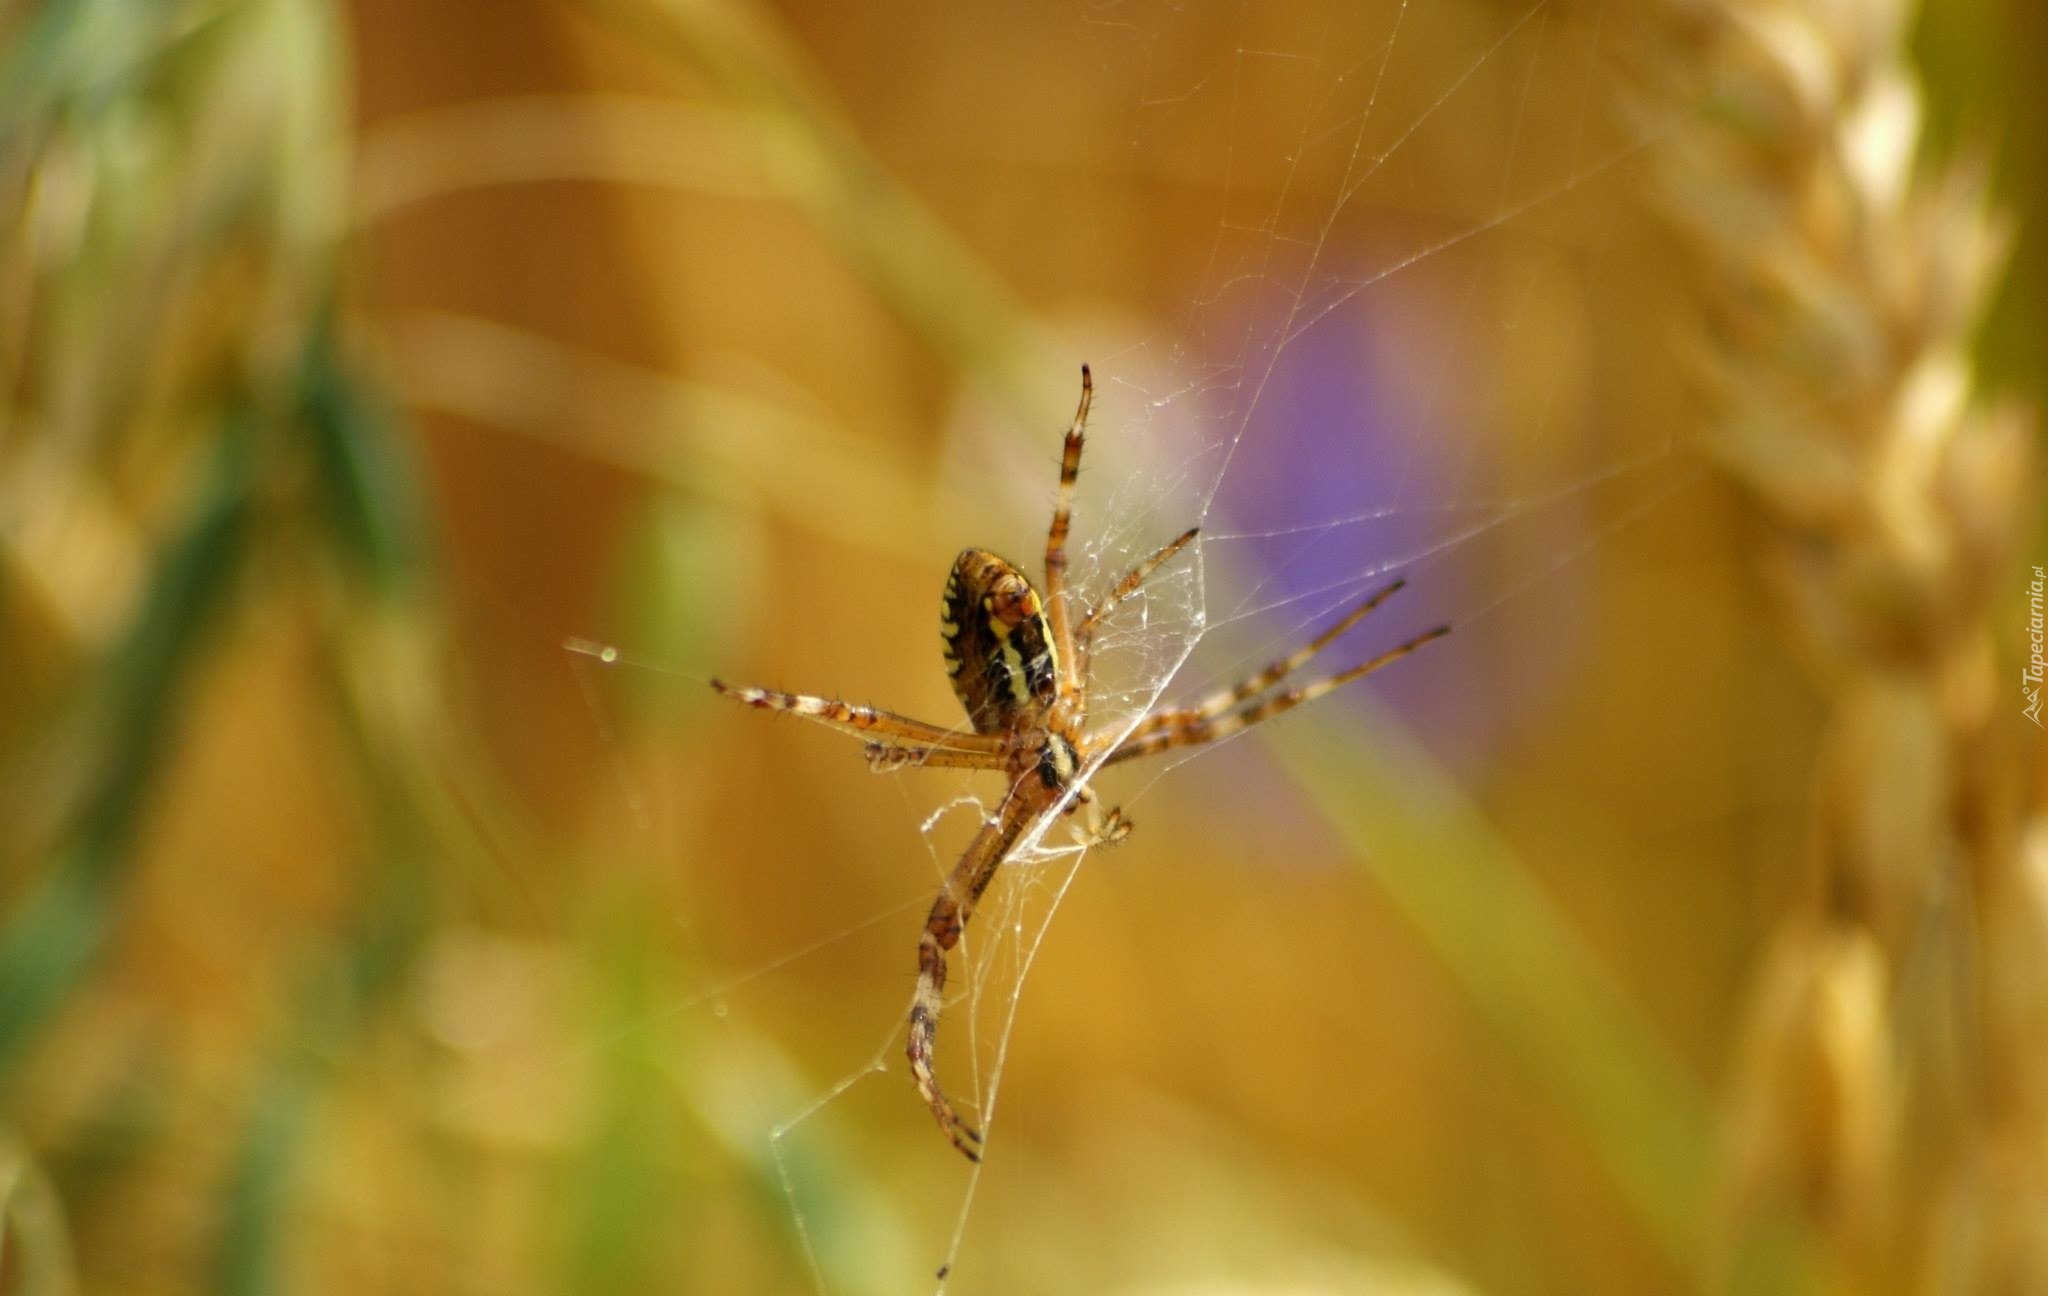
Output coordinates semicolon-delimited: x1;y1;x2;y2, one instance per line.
1042;365;1092;694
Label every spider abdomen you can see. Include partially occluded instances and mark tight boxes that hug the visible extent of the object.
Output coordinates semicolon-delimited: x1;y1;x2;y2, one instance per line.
942;548;1060;734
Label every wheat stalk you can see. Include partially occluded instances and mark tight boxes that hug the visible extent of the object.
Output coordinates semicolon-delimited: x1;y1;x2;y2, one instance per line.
1634;0;2042;1289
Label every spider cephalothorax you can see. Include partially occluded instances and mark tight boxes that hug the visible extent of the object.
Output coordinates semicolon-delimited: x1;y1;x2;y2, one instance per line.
713;365;1448;1161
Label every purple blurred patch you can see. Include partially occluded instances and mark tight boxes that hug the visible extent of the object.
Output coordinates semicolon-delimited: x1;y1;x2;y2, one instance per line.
1195;307;1590;795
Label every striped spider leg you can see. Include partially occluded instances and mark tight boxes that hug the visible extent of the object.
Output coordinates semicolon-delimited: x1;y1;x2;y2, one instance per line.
706;683;1009;766
1098;578;1450;767
712;365;1448;1162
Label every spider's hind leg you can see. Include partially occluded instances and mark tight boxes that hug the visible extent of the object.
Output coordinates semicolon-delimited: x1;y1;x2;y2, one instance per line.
864;743;1009;774
711;680;1005;753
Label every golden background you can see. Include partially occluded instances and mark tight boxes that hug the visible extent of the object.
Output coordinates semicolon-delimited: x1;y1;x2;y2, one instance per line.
1;0;2040;1292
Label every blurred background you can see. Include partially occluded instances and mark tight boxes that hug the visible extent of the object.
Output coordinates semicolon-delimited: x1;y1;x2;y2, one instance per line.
0;0;2041;1293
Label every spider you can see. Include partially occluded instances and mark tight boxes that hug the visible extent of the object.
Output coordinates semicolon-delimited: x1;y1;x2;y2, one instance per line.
711;366;1448;1161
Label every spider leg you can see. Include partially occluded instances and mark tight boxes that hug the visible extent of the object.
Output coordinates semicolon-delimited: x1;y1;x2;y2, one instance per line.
864;743;1011;774
1042;365;1091;694
1117;576;1415;744
1079;526;1200;640
1075;526;1200;685
1101;622;1449;766
1035;778;1133;845
910;786;1038;1161
1076;790;1133;846
710;680;1004;753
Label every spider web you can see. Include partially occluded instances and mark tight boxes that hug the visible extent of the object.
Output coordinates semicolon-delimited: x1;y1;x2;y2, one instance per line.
534;2;1688;1291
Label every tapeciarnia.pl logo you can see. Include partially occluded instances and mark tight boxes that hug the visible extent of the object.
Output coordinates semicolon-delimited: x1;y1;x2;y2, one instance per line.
2027;565;2045;727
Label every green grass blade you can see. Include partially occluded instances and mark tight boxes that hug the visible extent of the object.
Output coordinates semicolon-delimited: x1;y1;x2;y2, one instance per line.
0;415;256;1082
